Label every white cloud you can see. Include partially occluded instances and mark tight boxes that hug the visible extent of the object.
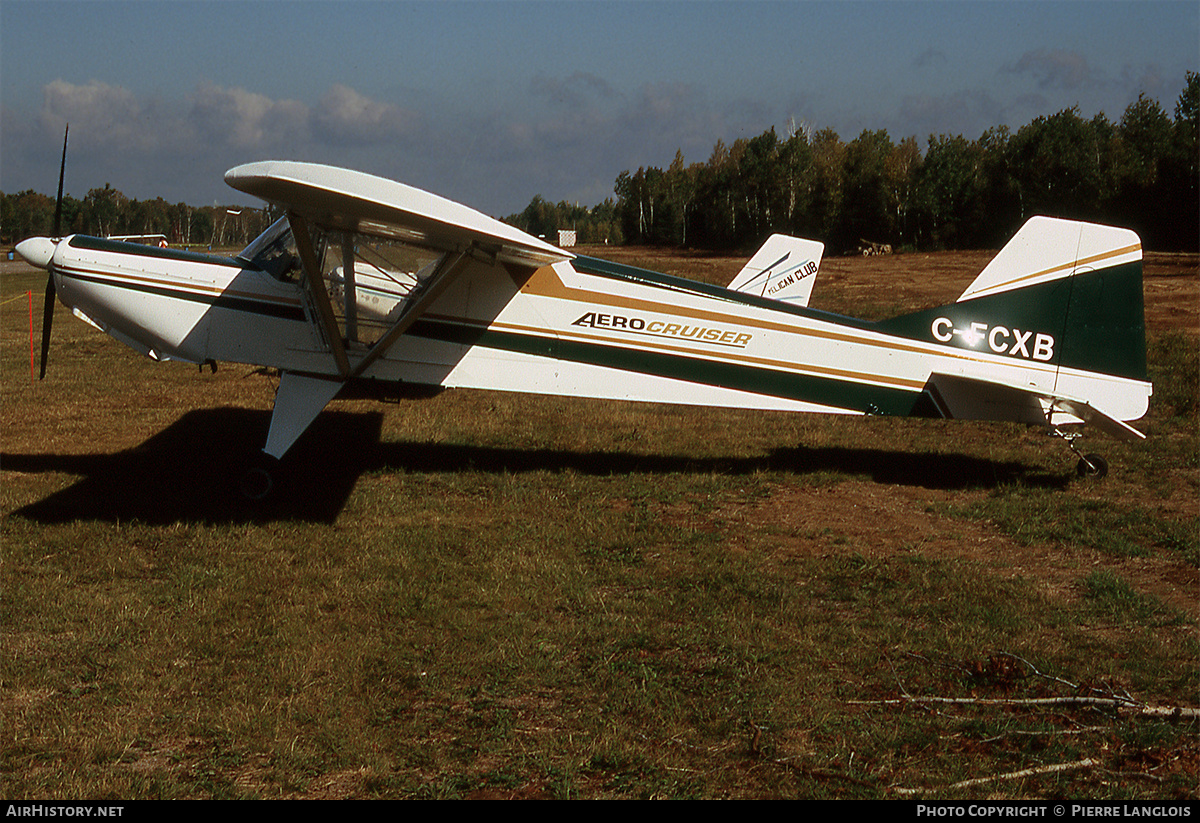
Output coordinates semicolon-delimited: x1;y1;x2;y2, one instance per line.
37;79;164;152
530;72;618;110
187;83;310;151
311;84;422;146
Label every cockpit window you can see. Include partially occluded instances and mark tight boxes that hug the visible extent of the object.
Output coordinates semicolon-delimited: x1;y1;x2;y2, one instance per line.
237;216;302;281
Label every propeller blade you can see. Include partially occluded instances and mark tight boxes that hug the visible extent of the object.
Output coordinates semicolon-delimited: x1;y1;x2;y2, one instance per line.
41;123;68;380
54;124;68;236
39;276;55;380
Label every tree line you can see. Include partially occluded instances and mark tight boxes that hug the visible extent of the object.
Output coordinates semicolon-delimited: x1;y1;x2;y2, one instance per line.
6;74;1194;254
511;73;1198;253
2;184;274;249
505;195;624;247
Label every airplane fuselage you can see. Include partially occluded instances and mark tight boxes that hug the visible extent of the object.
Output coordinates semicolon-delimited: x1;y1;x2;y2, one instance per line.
15;161;1153;478
45;232;1150;429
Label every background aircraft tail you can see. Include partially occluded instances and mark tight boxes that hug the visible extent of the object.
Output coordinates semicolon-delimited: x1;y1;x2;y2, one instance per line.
727;234;824;306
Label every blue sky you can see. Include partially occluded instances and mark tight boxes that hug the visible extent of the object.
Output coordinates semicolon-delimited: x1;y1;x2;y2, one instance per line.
2;1;1196;216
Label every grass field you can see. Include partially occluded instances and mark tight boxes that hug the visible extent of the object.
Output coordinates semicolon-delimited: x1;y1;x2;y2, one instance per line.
2;246;1196;799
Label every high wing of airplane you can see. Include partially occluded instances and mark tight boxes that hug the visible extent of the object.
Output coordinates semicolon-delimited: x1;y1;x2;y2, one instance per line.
16;160;1152;496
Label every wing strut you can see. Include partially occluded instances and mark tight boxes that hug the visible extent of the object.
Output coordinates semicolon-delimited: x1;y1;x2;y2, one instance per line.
258;247;477;462
289;211;351;378
341;234;358;343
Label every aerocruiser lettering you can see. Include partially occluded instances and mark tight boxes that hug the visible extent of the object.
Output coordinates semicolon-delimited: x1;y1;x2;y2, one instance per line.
573;311;751;347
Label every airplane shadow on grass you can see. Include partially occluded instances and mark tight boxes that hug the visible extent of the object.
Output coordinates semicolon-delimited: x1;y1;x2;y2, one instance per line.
5;407;1068;525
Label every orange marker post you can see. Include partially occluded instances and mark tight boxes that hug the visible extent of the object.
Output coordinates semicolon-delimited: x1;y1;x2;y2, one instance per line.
29;289;34;381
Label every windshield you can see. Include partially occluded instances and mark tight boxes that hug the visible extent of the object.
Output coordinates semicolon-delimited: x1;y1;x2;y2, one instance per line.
237;216;301;281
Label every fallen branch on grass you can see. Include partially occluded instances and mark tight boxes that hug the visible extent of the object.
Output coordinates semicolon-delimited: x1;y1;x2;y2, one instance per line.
873;652;1195;796
893;757;1098;796
849;695;1200;719
867;651;1200;719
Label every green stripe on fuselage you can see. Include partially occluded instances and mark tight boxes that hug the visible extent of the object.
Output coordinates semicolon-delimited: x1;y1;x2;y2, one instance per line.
69;235;248;268
408;317;920;416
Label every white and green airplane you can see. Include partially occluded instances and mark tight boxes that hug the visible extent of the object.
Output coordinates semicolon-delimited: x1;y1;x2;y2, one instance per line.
17;160;1151;495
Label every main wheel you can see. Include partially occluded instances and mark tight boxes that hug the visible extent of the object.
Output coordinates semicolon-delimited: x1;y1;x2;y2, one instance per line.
1075;453;1108;479
239;465;275;500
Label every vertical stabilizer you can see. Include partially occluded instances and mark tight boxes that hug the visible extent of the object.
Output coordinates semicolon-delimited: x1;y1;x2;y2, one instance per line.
727;234;824;306
958;216;1141;302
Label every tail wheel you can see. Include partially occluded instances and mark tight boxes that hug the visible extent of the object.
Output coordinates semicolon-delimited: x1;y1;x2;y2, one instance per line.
1076;453;1108;479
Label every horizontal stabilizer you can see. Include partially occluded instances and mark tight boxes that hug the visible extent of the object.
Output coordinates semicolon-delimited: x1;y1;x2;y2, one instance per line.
727;234;823;307
1045;395;1146;442
925;372;1145;441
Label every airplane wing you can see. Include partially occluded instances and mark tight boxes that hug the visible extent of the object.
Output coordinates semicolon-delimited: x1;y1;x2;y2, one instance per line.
225;161;574;376
925;372;1146;441
224;161;574;459
225;161;571;268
